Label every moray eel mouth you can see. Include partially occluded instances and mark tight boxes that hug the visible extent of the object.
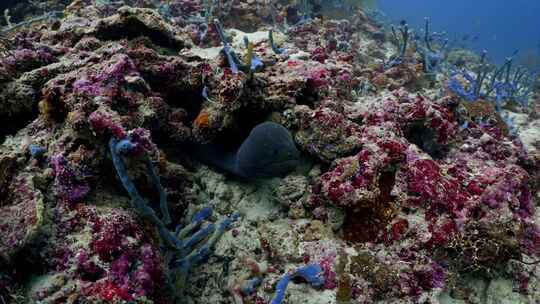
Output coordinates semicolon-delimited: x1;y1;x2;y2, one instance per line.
236;154;300;178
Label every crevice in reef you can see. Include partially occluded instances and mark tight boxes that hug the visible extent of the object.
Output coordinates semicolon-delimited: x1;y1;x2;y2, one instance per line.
7;241;48;286
165;88;204;122
230;106;274;143
0;108;38;144
342;170;397;243
95;18;181;50
404;121;448;159
295;86;320;108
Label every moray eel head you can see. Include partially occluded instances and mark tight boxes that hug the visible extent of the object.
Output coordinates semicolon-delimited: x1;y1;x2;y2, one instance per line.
234;122;300;178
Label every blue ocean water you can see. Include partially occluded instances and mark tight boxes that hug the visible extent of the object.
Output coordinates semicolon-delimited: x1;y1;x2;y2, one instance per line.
378;0;540;66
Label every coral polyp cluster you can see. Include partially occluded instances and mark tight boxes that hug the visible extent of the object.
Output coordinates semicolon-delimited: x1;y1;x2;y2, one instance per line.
0;0;539;303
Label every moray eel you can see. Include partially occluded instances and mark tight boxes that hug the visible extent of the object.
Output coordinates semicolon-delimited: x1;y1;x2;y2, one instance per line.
192;122;300;178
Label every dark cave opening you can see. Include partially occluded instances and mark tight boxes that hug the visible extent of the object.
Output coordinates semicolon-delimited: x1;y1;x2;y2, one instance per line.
95;18;182;50
295;86;320;108
0;109;39;145
5;240;48;290
216;105;274;150
404;121;448;159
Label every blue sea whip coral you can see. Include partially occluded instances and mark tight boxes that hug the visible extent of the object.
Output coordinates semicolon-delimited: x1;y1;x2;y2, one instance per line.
269;29;285;55
418;18;447;73
448;50;536;111
109;135;239;300
214;18;240;74
386;21;410;68
271;264;325;304
492;57;536;109
213;19;265;75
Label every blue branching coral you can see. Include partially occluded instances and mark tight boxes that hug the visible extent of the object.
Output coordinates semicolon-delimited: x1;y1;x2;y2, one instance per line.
418;18;448;73
269;29;285;55
214;19;265;75
28;144;47;159
243;36;264;73
109;135;239;301
110;136;171;226
214;18;241;74
171;207;240;297
386;21;410;68
448;64;484;102
448;50;536;111
271;264;325;304
492;58;536;109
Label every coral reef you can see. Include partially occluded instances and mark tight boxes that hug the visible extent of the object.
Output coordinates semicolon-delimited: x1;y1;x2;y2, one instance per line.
0;1;538;304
